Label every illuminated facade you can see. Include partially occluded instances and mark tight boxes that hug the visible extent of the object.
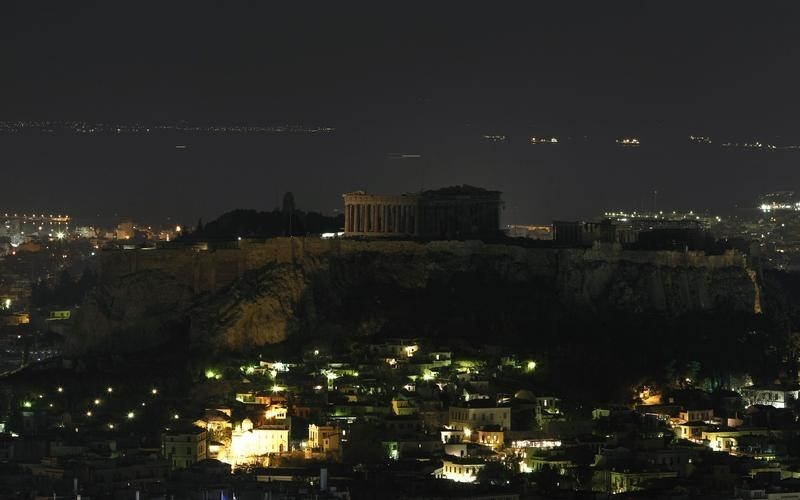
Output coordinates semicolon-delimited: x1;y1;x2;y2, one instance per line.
308;424;340;453
436;457;486;483
343;185;501;239
162;427;207;469
740;386;800;409
229;418;290;466
342;192;419;236
448;402;511;431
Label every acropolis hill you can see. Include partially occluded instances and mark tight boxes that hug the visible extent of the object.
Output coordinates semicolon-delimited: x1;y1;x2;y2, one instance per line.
71;238;762;355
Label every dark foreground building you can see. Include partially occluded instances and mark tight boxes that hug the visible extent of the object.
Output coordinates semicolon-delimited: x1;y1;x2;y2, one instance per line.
343;185;501;239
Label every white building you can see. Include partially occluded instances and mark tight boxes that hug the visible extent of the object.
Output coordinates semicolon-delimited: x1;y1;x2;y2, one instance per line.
740;386;800;409
229;419;289;466
449;401;511;431
162;426;207;469
435;457;486;483
308;424;340;453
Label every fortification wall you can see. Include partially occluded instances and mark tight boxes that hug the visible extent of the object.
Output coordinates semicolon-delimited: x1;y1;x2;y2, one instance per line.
97;238;751;295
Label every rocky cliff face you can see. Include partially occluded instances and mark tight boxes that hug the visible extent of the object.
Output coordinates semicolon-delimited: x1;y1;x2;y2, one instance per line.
69;269;195;354
71;242;760;355
557;259;759;314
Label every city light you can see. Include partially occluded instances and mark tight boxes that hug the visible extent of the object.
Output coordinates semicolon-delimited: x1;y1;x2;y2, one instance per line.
616;137;640;146
530;136;558;144
127;412;135;419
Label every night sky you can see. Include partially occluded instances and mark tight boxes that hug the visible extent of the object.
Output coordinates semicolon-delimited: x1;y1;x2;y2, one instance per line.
3;2;800;225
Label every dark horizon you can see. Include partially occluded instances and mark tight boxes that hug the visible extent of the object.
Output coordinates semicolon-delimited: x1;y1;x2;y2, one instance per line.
3;1;800;224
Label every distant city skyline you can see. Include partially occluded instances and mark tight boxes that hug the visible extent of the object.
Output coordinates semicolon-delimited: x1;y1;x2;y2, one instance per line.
2;123;798;227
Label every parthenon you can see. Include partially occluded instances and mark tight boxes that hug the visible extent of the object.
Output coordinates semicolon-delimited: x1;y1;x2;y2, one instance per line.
342;192;419;235
343;185;502;239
